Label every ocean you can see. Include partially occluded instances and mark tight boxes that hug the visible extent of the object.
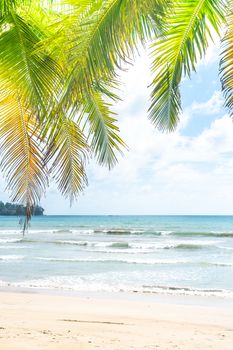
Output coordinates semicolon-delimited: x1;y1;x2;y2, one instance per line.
0;215;233;297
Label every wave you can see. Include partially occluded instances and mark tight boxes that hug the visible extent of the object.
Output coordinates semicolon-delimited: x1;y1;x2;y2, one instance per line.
6;238;217;253
0;245;27;249
93;229;173;236
26;229;95;235
141;285;231;297
54;240;88;246
91;228;233;238
34;255;233;267
173;243;214;250
0;228;95;236
0;238;22;244
13;239;89;247
108;242;130;249
0;230;23;235
99;229;139;235
91;228;233;237
53;229;95;235
52;229;73;234
209;262;233;267
35;256;190;265
172;231;233;238
0;255;24;261
93;240;217;251
0;238;132;248
52;240;134;249
218;246;233;251
210;231;233;237
1;226;233;238
1;277;232;298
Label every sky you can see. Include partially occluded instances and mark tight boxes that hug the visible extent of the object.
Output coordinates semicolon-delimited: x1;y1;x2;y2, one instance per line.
1;40;233;215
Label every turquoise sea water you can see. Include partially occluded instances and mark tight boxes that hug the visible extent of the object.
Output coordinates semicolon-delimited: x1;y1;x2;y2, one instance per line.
0;215;233;297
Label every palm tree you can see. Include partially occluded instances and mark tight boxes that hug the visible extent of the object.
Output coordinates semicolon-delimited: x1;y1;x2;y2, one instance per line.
0;0;167;226
0;0;230;227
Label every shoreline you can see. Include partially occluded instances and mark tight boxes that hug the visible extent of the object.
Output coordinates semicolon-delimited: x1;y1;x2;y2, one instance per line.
1;285;233;308
0;290;233;349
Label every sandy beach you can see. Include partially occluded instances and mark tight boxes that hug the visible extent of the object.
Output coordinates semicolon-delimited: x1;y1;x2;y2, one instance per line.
0;291;232;349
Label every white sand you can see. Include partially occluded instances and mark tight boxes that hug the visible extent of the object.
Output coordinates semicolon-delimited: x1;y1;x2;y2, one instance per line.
0;291;233;349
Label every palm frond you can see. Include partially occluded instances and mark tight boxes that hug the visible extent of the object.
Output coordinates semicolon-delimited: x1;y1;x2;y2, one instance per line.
42;1;167;171
0;0;24;15
44;114;89;204
80;92;127;169
49;0;168;99
149;0;225;132
0;90;48;226
0;10;61;118
220;4;233;114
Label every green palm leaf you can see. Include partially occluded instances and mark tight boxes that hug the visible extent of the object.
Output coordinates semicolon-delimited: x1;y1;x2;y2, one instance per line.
44;114;89;204
0;90;48;227
220;4;233;114
81;92;127;169
51;0;168;101
149;0;225;132
0;9;61;118
0;1;25;15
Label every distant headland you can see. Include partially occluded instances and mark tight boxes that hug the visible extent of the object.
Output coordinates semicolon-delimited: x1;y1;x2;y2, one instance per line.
0;202;44;216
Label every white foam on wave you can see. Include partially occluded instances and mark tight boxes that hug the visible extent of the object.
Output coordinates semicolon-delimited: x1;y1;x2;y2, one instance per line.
0;238;22;244
1;276;233;298
35;256;191;265
54;229;95;235
95;229;174;236
0;245;27;249
159;231;173;236
218;246;233;251
211;262;233;267
0;276;122;292
0;255;24;261
80;239;220;253
0;228;95;236
210;231;233;237
56;240;88;246
141;285;233;298
0;230;22;235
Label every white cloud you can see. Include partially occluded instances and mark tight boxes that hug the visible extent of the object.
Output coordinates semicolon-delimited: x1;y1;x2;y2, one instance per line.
178;90;224;129
189;91;224;115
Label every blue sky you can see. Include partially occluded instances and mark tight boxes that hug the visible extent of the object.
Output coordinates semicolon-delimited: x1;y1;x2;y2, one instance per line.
1;40;233;215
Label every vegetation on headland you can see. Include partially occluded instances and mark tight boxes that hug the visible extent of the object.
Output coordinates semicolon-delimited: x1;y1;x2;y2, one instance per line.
0;202;44;216
0;0;230;228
